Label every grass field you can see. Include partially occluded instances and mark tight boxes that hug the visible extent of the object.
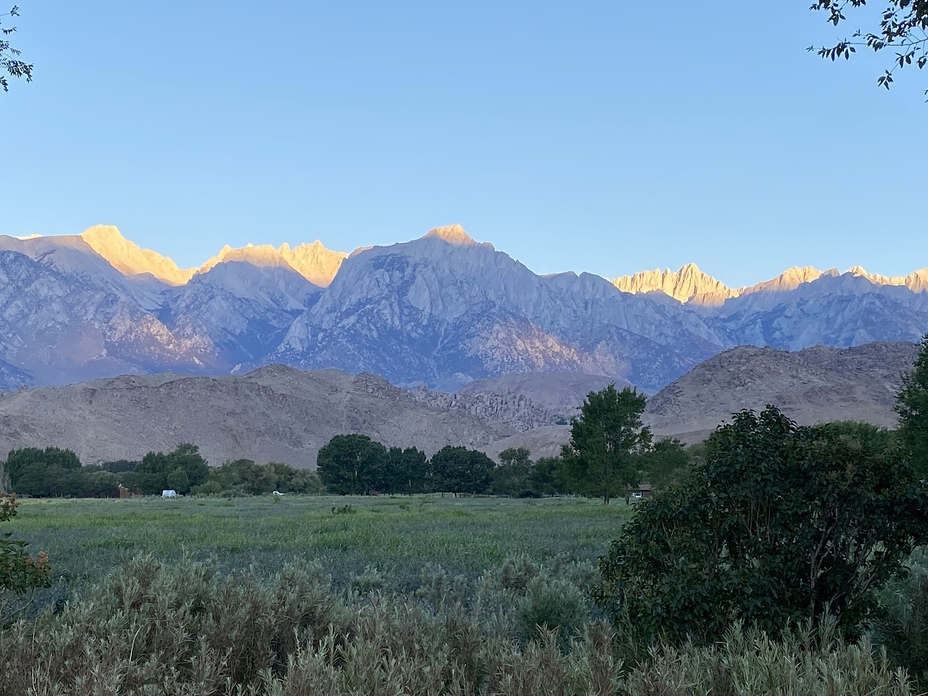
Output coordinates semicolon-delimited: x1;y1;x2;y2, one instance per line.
8;494;634;592
5;495;924;694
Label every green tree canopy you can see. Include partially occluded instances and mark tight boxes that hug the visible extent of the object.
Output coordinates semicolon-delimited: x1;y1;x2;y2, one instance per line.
131;443;209;495
382;446;429;494
809;0;928;90
4;447;82;497
561;385;651;503
1;6;32;92
597;407;928;647
317;434;388;495
636;437;691;491
897;334;928;477
530;456;569;496
429;446;493;496
491;447;534;496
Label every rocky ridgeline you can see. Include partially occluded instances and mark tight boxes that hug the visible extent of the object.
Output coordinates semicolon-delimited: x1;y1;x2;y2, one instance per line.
413;387;563;433
2;225;928;393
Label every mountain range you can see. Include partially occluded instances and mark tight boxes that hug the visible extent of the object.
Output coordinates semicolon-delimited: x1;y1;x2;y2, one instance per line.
0;343;916;467
1;224;926;392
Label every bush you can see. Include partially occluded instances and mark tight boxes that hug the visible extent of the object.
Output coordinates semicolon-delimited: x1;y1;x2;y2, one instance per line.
1;493;52;612
597;408;928;646
0;552;921;694
874;547;928;689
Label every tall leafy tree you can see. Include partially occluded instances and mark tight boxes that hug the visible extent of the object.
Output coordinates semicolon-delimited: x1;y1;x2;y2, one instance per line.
636;437;691;491
4;447;82;497
131;443;209;495
491;447;534;496
382;446;429;494
561;385;650;504
530;456;569;495
317;434;388;495
897;334;928;477
597;407;928;646
429;446;493;496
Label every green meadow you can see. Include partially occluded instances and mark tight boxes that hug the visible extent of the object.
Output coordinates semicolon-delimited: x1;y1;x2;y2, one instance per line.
5;495;926;694
8;494;634;591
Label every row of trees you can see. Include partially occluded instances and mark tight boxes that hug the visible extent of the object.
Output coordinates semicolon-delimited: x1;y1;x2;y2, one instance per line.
1;445;324;498
316;437;496;496
316;385;689;499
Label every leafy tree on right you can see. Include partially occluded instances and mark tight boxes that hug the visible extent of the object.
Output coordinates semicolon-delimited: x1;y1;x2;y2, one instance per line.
596;406;928;646
896;333;928;477
809;1;928;90
561;385;651;504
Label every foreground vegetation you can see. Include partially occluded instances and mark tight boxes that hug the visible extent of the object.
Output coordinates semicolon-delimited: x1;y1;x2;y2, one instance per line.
2;495;925;695
2;335;927;693
0;552;918;696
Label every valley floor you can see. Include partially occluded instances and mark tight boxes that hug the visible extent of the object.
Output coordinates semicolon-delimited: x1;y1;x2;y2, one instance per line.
1;495;922;695
9;494;633;591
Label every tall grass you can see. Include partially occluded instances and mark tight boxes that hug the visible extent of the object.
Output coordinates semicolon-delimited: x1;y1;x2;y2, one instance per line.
0;554;917;695
6;495;632;590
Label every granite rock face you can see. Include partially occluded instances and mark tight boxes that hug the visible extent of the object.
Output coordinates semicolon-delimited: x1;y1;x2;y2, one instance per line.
0;225;927;392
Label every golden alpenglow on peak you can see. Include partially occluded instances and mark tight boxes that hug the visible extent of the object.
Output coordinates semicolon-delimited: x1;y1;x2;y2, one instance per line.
423;224;477;246
278;241;348;287
612;263;735;305
80;225;194;286
198;244;292;274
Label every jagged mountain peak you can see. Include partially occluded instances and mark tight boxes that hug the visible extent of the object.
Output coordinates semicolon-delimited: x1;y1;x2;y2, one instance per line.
422;224;479;246
80;225;194;286
222;244;291;267
80;225;124;244
844;265;928;292
742;266;827;295
278;241;348;287
196;241;347;287
612;263;735;305
198;244;294;276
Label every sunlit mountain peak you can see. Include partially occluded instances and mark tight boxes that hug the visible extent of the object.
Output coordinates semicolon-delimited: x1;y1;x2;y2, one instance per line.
80;225;194;286
278;241;348;287
422;224;477;246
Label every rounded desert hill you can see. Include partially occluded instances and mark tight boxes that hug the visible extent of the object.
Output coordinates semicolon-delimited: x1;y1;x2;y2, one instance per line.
645;341;920;441
0;366;516;468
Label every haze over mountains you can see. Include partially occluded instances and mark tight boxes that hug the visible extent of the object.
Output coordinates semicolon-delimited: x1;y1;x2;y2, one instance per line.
1;224;927;392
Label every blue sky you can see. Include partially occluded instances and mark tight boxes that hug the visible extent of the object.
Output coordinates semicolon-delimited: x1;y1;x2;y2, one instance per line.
2;1;926;288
